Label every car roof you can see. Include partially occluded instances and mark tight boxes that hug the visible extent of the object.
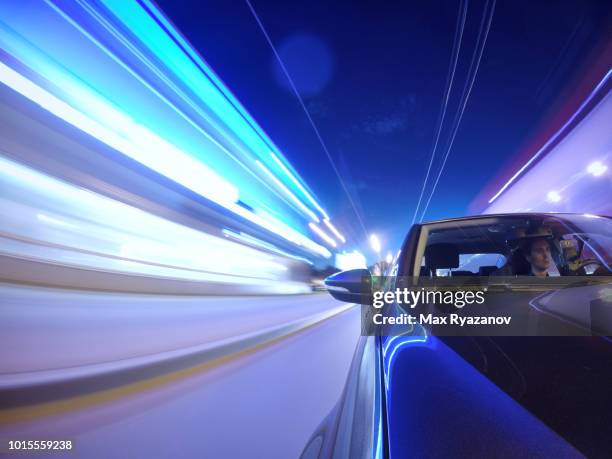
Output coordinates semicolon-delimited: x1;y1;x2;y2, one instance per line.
421;212;610;226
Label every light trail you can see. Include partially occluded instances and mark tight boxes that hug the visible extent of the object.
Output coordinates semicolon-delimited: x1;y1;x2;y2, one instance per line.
0;156;312;290
0;0;343;264
0;61;239;205
270;152;330;220
45;0;309;213
309;222;337;247
323;218;346;243
488;69;612;204
256;160;320;222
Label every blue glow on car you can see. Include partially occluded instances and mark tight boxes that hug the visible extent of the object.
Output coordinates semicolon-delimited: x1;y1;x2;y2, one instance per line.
382;330;430;390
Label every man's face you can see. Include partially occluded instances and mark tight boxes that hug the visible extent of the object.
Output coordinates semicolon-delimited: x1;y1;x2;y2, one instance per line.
527;238;551;272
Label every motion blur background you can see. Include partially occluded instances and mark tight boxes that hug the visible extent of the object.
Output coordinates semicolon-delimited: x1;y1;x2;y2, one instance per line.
0;0;610;457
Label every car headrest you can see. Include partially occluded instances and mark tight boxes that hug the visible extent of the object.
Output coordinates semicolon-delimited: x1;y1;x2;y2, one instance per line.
478;265;497;276
451;270;472;276
425;243;459;269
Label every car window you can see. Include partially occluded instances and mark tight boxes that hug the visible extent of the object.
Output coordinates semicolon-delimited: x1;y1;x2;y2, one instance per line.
561;233;612;274
434;253;506;276
416;215;612;277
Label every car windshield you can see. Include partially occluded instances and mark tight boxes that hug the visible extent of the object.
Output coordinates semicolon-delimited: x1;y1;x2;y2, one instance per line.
419;214;612;277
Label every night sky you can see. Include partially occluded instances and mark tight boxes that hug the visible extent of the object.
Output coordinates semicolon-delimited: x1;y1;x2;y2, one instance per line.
156;0;612;254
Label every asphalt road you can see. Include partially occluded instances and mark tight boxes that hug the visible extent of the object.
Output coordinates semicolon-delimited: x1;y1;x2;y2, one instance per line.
0;284;361;458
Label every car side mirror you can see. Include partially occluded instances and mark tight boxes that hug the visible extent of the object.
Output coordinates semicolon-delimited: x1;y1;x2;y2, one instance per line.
325;269;372;303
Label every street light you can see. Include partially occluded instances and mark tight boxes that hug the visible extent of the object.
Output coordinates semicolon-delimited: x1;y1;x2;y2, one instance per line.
546;191;561;203
587;161;607;177
369;233;381;254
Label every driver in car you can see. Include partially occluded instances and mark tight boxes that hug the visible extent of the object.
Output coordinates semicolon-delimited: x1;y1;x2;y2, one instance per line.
513;226;555;277
522;237;552;277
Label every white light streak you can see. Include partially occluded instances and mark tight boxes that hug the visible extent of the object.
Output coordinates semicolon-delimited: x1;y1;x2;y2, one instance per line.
309;222;337;247
256;160;319;222
270;152;329;219
0;62;332;257
0;62;239;206
323;218;346;243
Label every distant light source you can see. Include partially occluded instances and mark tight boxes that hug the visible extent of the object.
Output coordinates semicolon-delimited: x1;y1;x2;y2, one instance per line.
369;234;381;253
587;161;607;177
309;222;337;247
335;250;367;270
385;252;393;264
546;191;561;203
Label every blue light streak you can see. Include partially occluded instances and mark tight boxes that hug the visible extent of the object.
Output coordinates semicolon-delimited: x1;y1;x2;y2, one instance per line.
0;0;339;258
270;152;329;220
256;160;320;222
100;0;320;205
382;330;430;390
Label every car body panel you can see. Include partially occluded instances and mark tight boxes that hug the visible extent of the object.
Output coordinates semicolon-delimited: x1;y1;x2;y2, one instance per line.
382;334;582;458
319;213;612;458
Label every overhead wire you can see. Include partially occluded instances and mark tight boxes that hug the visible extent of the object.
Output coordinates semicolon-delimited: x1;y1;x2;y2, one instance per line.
410;0;469;225
419;0;496;222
